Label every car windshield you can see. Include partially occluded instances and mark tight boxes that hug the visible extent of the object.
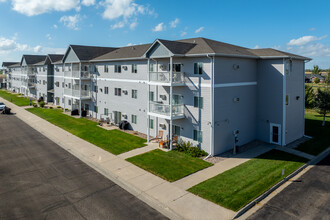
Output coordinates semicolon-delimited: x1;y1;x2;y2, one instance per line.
0;102;4;105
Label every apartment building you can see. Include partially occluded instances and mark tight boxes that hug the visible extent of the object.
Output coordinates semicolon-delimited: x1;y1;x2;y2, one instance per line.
1;62;17;89
2;37;310;156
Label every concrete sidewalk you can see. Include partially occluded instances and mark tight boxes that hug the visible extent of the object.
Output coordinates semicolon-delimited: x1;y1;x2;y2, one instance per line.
0;98;235;220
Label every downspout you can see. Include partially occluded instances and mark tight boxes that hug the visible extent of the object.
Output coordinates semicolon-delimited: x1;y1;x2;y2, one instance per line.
204;54;215;160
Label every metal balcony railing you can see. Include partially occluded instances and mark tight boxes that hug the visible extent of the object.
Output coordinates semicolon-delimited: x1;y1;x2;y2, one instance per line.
64;70;91;79
64;89;91;98
149;102;184;117
149;72;185;84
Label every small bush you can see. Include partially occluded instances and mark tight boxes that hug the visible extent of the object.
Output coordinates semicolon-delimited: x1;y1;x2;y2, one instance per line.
57;106;62;109
50;107;53;109
39;101;45;108
33;103;38;108
174;141;207;157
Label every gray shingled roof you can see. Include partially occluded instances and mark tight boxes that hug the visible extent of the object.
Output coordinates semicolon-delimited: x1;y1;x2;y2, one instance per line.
2;62;19;67
22;55;47;65
48;54;64;63
92;44;152;61
305;74;325;80
158;39;196;55
69;45;117;61
248;48;311;60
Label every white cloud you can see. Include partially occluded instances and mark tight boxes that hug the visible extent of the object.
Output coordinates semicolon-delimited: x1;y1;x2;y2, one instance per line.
60;14;81;30
195;26;204;34
180;31;187;37
46;34;52;40
0;0;7;2
287;35;327;46
111;21;125;29
82;0;95;6
11;0;80;16
129;20;138;30
101;0;147;20
127;43;133;46
33;45;42;53
0;36;28;51
53;24;58;29
152;22;165;32
309;27;316;31
254;45;260;49
287;43;330;57
170;18;179;28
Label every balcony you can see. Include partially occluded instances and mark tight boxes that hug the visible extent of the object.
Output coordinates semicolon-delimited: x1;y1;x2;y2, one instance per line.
148;102;185;120
64;70;91;79
28;82;36;88
64;88;91;99
149;72;185;86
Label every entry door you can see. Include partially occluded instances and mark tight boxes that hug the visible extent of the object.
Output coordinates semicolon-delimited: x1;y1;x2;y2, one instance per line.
270;123;281;145
172;94;182;104
113;111;121;124
172;125;181;137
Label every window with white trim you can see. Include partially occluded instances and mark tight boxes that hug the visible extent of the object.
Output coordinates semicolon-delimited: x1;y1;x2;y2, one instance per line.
132;89;137;99
132;114;137;124
132;64;137;73
115;65;121;73
194;62;203;75
193;130;203;143
194;96;203;108
115;88;121;96
104;87;109;94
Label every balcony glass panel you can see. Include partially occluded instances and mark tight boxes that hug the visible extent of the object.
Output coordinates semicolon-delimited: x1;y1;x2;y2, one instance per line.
149;72;184;84
149;102;184;117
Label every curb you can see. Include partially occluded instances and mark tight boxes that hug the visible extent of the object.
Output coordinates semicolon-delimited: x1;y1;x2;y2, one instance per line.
233;146;330;219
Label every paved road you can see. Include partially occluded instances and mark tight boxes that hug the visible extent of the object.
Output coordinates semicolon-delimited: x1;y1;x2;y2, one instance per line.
0;114;167;220
248;154;330;220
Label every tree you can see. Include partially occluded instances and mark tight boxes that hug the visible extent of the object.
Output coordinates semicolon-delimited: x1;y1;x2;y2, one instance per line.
314;88;330;126
325;70;330;85
314;77;320;84
305;84;315;108
312;65;321;75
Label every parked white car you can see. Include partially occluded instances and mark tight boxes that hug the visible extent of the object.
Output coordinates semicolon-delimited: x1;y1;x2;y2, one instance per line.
0;102;6;111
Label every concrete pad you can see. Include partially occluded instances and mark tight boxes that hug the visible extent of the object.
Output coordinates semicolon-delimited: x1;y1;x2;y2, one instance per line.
168;193;235;220
118;143;158;159
145;182;188;204
126;172;165;192
114;165;146;181
101;158;132;173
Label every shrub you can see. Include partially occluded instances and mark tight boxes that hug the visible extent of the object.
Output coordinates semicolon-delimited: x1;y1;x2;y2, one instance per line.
39;101;45;108
314;78;320;84
33;103;38;108
174;141;207;157
57;106;62;109
50;107;53;109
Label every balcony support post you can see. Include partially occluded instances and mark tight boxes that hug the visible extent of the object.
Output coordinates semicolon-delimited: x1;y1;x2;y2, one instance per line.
147;58;150;143
170;56;173;151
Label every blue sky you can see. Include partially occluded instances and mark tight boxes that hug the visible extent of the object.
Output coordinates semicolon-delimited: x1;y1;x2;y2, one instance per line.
0;0;329;69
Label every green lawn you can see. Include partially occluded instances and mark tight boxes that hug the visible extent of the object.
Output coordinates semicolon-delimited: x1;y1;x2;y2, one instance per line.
188;150;307;211
0;89;31;106
27;108;146;155
126;149;213;182
295;109;330;156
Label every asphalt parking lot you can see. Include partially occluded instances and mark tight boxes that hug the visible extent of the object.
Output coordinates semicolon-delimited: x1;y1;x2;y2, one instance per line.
0;114;168;220
248;154;330;220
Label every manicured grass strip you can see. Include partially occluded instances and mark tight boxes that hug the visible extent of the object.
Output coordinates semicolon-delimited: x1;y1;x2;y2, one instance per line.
296;109;330;156
0;89;31;106
26;108;146;155
126;149;213;182
188;150;308;211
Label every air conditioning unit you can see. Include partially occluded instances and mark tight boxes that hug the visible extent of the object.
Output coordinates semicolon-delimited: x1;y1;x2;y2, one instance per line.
159;123;166;129
160;64;166;70
233;64;240;70
233;97;240;103
122;114;127;119
123;66;128;70
123;90;128;95
160;94;167;100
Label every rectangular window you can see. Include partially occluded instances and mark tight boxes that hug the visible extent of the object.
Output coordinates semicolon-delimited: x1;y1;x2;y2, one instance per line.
104;65;109;73
149;91;154;101
104;87;109;94
194;96;203;108
149;64;154;72
193;130;203;143
132;89;137;99
68;83;71;89
194;62;203;75
68;100;71;106
286;94;289;105
94;106;98;113
94;65;98;72
132;64;137;73
104;108;109;116
169;64;181;72
115;88;121;96
115;65;121;73
173;125;181;136
94;85;98;93
150;119;154;129
132;115;137;124
62;82;64;88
